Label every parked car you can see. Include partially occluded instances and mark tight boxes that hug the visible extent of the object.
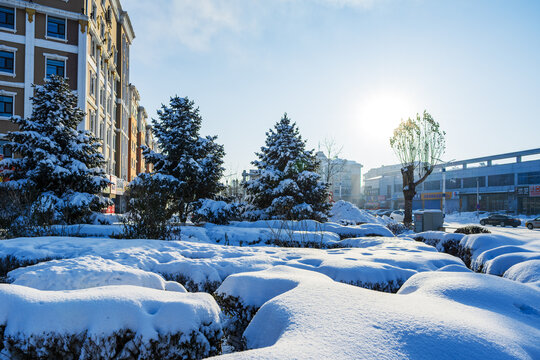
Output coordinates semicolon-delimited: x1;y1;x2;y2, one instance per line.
376;209;392;217
525;217;540;230
479;214;521;227
390;210;404;222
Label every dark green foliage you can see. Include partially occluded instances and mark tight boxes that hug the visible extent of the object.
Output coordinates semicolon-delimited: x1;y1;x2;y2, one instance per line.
386;222;411;235
191;199;243;225
161;273;221;293
0;255;58;283
214;294;258;352
142;96;225;223
122;173;179;240
0;76;109;225
244;113;330;221
0;327;222;360
454;225;491;235
343;279;406;293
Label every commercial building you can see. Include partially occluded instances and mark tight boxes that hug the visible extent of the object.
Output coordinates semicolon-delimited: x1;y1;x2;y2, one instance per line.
363;148;540;215
0;0;153;212
316;151;363;206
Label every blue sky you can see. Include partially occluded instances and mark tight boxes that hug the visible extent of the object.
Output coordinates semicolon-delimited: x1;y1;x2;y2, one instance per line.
122;0;540;177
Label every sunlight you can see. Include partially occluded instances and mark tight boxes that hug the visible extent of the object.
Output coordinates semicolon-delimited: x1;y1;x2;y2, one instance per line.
355;91;417;140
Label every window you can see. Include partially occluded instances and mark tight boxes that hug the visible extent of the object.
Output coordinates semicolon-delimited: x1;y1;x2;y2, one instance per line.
0;140;12;158
488;174;514;187
0;6;15;30
463;176;486;188
0;95;13;117
424;180;440;191
46;58;65;78
47;16;66;40
445;178;461;189
0;50;14;74
518;172;540;185
89;72;96;98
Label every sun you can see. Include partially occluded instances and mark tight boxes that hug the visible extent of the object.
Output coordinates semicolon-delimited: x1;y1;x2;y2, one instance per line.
355;91;417;138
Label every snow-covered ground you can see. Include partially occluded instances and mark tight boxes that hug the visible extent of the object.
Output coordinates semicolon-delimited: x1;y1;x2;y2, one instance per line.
1;203;539;358
1;236;461;293
213;266;540;359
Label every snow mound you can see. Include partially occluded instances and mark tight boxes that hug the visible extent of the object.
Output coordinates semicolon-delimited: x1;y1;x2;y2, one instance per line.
0;284;222;359
8;255;186;292
503;260;540;288
0;236;461;293
329;200;380;224
227;219;394;238
217;265;330;308
214;268;540;360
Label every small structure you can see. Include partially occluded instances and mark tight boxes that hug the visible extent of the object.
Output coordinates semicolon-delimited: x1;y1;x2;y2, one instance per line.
414;210;444;232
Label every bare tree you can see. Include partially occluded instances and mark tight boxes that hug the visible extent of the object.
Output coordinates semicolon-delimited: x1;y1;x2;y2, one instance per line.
390;111;446;225
318;138;345;185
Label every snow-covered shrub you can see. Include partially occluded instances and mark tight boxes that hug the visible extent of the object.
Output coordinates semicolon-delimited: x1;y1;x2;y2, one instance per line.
123;173;179;240
191;199;243;225
214;294;258;352
454;225;491;235
386;221;410;236
412;232;472;268
0;285;223;359
0;255;58;283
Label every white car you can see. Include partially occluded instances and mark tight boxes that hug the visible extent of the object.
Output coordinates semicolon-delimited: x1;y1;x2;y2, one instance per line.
390;210;404;222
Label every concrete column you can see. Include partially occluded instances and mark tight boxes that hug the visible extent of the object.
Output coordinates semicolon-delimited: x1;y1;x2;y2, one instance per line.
95;46;101;136
77;20;88;131
23;8;35;118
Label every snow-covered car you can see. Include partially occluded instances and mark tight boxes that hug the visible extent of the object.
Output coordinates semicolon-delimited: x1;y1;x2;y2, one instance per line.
525;217;540;230
479;214;520;227
390;210;404;222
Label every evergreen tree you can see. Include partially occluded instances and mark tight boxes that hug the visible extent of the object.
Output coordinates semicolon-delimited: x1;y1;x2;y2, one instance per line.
244;113;330;221
142;96;225;222
0;76;109;224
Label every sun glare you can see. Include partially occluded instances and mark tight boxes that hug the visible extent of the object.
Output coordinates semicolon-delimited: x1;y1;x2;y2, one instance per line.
355;92;417;139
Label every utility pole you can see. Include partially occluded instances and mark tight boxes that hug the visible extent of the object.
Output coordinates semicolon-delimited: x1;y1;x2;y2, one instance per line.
442;168;446;215
476;177;480;218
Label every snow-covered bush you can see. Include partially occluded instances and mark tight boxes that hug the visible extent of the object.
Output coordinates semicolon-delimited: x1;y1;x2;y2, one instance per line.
412;231;472;267
454;225;491;235
0;285;222;359
244;114;330;221
123;173;179;240
0;76;110;226
191;199;243;225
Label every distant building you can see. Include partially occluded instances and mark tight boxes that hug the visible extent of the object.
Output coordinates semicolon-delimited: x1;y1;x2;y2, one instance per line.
363;148;540;214
316;151;363;206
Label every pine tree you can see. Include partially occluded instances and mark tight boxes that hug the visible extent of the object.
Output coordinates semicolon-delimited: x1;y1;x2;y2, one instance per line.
244;113;330;221
0;76;109;224
142;96;225;222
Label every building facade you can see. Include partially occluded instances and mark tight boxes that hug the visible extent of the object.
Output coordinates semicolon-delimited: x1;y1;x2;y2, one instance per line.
363;148;540;215
316;151;363;206
0;0;153;212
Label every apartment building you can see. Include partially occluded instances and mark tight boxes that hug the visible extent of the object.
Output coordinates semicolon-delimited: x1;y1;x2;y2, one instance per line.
136;104;147;175
0;0;155;211
127;83;138;182
315;151;363;206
